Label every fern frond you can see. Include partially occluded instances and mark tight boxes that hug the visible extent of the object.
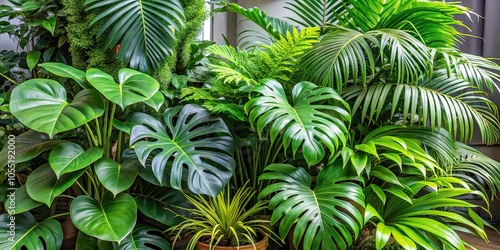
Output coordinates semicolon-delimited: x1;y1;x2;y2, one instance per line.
207;45;259;86
259;27;320;82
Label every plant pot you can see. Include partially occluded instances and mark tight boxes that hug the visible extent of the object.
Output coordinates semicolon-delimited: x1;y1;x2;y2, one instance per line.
55;197;78;250
196;234;268;250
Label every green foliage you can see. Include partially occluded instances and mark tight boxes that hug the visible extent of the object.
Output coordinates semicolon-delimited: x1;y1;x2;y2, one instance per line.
176;0;206;72
169;185;274;249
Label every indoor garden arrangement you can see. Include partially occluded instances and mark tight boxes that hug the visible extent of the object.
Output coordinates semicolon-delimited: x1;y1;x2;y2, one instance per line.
0;0;500;250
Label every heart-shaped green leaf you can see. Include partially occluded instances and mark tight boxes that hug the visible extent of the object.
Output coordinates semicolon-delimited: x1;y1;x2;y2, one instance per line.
86;68;159;109
42;16;56;36
0;212;62;250
70;193;137;243
0;130;64;168
5;185;42;215
39;62;89;89
75;232;113;250
10;79;104;138
49;142;102;178
26;164;86;206
114;225;171;250
143;91;165;112
26;50;40;71
95;155;138;197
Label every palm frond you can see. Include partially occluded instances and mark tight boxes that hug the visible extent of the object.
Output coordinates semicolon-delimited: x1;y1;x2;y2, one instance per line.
84;0;185;73
284;0;349;29
453;142;500;200
344;70;500;144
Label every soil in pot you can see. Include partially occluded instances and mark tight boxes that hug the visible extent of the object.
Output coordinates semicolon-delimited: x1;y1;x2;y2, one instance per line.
196;234;268;250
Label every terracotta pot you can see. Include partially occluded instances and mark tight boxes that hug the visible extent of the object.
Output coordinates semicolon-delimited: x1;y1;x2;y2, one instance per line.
196;234;268;250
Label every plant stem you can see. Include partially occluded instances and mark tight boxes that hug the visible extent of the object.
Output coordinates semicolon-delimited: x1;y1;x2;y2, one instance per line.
86;169;100;200
104;103;117;157
75;181;90;196
116;131;123;162
84;123;98;146
95;118;102;146
0;72;18;85
46;212;70;220
58;194;75;199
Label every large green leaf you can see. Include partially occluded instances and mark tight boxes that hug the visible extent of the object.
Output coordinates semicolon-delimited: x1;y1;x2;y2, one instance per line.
114;225;171;250
26;50;41;71
26;164;86;206
133;184;185;226
245;79;350;166
285;0;349;28
95;156;138;197
0;130;64;168
0;212;62;250
86;68;160;109
49;142;103;178
4;185;42;215
75;232;113;250
259;163;364;250
84;0;185;73
70;193;137;243
10;79;104;138
130;104;235;197
39;62;89;89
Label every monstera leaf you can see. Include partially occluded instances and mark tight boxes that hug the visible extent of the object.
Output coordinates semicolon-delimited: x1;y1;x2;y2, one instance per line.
114;225;171;250
259;163;365;250
70;193;137;243
86;68;160;109
0;212;63;250
130;104;235;197
245;79;351;166
10;79;104;138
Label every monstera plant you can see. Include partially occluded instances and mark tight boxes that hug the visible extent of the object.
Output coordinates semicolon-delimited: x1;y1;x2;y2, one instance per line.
0;62;235;249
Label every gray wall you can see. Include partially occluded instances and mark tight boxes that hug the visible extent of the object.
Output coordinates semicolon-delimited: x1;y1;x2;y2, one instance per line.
0;0;17;51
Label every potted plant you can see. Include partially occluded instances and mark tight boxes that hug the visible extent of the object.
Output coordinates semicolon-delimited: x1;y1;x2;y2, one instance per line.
169;184;277;250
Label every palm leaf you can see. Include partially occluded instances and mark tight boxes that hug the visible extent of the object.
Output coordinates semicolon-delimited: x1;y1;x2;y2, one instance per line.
344;70;500;144
259;163;364;250
284;0;349;29
245;79;351;166
84;0;185;73
130;104;235;197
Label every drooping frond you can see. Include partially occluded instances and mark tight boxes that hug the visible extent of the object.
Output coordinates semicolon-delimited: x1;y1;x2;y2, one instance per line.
258;27;320;82
214;1;295;40
301;28;430;92
344;70;500;144
84;0;185;73
436;50;500;93
284;0;349;29
207;45;259;86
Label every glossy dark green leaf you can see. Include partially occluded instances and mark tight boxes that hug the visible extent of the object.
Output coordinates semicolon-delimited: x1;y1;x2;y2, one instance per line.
26;164;86;206
94;156;138;197
134;186;184;226
130;104;235;197
86;68;159;109
70;193;137;243
84;0;185;73
0;130;64;168
49;142;102;178
75;232;112;250
4;185;42;215
26;50;40;71
259;163;364;250
0;212;62;250
245;79;350;166
39;62;89;89
10;79;104;138
114;225;171;250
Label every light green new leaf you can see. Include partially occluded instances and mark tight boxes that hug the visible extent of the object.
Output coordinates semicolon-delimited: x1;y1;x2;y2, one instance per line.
245;79;350;166
114;225;171;250
49;142;102;178
42;16;56;36
39;62;90;89
0;212;62;250
130;104;235;197
259;163;364;250
26;50;40;71
10;79;104;138
70;193;137;243
94;156;138;197
143;91;165;112
26;164;86;206
84;0;185;73
86;68;159;109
